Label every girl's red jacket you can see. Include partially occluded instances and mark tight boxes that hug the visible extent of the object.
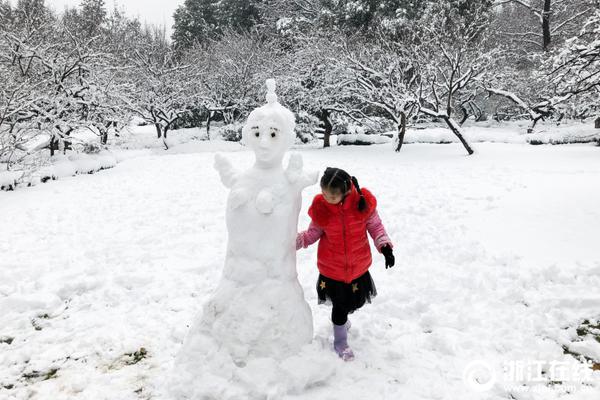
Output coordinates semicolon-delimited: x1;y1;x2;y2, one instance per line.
307;184;378;283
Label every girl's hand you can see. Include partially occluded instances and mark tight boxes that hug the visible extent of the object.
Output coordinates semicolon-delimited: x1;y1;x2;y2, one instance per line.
381;245;395;269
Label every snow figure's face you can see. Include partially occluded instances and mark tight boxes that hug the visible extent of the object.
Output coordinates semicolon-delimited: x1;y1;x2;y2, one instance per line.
242;106;295;168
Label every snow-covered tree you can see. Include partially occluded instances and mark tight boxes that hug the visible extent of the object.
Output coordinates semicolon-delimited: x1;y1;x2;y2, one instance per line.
122;40;204;148
484;8;600;128
342;36;418;152
275;32;350;147
493;0;596;52
0;9;125;161
408;1;494;155
548;9;600;119
190;29;277;138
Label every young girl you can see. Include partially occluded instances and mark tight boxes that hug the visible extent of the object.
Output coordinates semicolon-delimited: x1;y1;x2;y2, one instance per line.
296;167;394;361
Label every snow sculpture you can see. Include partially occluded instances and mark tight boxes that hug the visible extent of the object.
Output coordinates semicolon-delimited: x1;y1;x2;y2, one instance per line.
169;79;319;399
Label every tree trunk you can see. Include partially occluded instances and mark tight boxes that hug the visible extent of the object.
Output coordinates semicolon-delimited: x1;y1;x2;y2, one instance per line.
155;123;162;138
319;109;332;148
49;136;56;157
162;123;172;150
595;117;600;129
527;115;543;133
64;128;73;154
206;110;212;140
542;0;551;51
395;112;407;152
100;123;109;145
442;116;474;155
460;105;469;125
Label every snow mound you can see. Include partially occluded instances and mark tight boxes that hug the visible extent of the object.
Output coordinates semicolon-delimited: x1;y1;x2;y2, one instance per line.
1;150;117;191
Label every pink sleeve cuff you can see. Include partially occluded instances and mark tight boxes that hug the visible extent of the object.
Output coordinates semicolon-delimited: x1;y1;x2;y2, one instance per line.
296;221;324;250
375;235;393;252
296;234;304;251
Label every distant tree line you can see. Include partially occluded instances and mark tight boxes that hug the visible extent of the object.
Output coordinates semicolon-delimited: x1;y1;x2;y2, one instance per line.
1;0;598;167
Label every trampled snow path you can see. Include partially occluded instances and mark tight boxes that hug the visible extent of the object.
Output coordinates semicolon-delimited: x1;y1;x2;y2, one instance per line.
1;143;599;399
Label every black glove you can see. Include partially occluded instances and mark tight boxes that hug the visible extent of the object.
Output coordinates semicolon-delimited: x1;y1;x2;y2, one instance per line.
381;245;395;269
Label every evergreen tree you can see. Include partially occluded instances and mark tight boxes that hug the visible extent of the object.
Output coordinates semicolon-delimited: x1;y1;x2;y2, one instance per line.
15;0;51;30
172;0;261;50
172;0;217;49
0;1;14;27
80;0;106;37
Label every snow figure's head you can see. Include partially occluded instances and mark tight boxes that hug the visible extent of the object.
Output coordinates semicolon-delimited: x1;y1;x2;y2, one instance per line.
242;79;296;168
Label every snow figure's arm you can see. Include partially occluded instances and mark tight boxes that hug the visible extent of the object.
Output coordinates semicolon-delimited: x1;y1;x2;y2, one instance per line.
366;210;393;253
296;221;324;250
214;153;238;188
285;152;319;189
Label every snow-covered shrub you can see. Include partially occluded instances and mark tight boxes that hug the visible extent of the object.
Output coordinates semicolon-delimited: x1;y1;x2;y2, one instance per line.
332;120;373;136
0;171;21;191
331;119;350;136
337;124;392;145
82;142;102;154
171;106;209;130
295;111;319;143
220;124;243;142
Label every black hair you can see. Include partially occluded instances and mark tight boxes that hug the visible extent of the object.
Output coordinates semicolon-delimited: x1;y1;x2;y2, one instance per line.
320;167;366;211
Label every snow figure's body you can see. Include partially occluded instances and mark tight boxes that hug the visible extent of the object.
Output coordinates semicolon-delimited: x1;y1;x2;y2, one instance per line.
205;151;316;361
169;80;325;399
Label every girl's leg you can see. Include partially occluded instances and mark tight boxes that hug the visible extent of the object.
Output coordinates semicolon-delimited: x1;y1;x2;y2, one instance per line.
331;304;348;326
331;304;354;361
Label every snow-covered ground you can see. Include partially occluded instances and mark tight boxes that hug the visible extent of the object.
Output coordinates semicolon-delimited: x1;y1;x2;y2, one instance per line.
1;141;599;399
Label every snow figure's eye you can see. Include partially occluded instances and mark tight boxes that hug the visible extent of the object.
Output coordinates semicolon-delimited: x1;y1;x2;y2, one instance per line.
255;132;260;137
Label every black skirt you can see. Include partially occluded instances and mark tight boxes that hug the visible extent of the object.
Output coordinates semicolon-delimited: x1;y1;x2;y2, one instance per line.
316;271;377;313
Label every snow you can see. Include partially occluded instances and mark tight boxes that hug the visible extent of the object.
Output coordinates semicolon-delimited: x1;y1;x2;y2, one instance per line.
1;141;599;399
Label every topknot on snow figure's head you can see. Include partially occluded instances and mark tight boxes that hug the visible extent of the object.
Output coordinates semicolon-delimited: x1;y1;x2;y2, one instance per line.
265;78;278;104
242;79;297;167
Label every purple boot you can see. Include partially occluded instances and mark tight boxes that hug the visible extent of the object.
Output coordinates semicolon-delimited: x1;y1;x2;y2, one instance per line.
333;323;355;361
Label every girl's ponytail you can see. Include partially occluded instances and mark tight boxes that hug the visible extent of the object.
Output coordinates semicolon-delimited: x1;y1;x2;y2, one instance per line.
351;176;366;211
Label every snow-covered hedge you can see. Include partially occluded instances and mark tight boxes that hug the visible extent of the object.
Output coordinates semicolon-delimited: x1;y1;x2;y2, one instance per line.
337;133;393;146
0;151;117;191
399;121;600;145
337;123;393;146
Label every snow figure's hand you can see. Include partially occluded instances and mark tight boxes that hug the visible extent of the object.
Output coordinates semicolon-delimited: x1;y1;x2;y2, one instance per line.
296;169;318;190
229;188;250;209
285;152;303;183
285;153;317;189
214;153;237;188
256;189;274;214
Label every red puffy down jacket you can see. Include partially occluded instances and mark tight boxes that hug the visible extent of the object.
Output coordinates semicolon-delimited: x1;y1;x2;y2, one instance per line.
308;184;377;283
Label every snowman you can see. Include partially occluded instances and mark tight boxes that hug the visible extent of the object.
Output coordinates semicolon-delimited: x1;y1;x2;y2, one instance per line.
169;80;319;398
